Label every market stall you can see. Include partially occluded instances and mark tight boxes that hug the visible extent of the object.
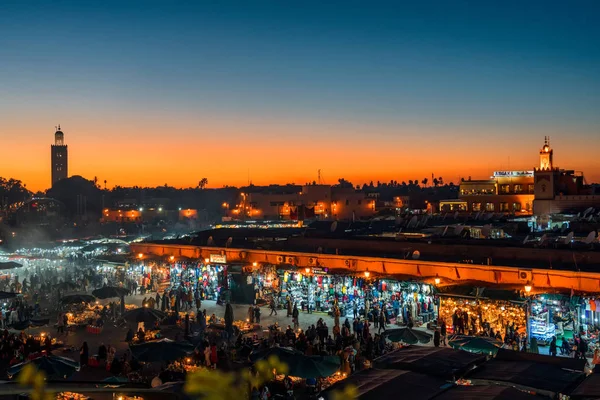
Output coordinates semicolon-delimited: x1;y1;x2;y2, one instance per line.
277;269;435;323
438;290;527;338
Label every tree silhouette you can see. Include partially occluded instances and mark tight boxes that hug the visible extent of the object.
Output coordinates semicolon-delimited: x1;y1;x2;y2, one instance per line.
421;178;428;187
433;177;439;187
198;178;208;189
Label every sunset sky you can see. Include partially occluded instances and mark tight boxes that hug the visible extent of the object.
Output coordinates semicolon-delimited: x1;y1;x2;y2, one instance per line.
1;1;599;192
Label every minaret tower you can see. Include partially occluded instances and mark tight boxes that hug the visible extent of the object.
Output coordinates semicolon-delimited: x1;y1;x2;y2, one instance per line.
539;136;553;171
51;125;68;187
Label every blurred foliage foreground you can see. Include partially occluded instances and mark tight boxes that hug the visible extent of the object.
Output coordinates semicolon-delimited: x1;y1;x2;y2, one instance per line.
17;356;357;400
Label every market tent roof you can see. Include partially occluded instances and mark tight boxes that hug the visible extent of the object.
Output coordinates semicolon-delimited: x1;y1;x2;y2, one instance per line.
466;349;586;396
321;368;450;400
569;373;600;399
437;285;525;302
495;348;586;372
372;346;486;379
433;385;546;400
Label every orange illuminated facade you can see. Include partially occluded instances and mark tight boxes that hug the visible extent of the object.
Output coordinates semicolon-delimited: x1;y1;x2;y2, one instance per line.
102;208;141;223
225;184;376;221
179;209;198;220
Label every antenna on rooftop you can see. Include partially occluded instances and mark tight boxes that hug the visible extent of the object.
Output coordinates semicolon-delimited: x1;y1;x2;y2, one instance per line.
318;169;322;184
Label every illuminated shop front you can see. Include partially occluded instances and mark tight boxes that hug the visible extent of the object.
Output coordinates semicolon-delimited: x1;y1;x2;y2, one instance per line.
169;260;229;301
438;288;527;338
276;269;436;323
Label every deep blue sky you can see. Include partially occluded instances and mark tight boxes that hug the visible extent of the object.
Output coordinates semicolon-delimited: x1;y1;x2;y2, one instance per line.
1;0;599;189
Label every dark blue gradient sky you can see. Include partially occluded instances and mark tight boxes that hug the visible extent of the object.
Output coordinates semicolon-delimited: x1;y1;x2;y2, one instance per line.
2;0;599;189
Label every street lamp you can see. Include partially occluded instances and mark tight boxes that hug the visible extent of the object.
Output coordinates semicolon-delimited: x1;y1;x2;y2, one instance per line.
204;258;210;264
305;267;311;274
169;255;175;261
137;253;144;259
434;275;441;285
524;284;532;294
252;261;258;267
364;269;370;278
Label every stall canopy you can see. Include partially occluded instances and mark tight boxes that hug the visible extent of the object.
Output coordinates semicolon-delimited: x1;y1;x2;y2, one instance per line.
437;285;525;302
372;346;486;380
322;368;450;400
433;385;547;400
569;373;600;399
466;349;586;397
0;261;22;270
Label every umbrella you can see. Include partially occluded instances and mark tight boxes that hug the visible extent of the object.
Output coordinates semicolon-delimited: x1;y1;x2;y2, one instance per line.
60;293;96;304
250;347;341;378
7;355;80;380
130;339;194;362
384;328;432;344
0;261;22;270
0;291;18;300
448;335;502;355
10;318;50;330
122;307;166;325
92;286;130;299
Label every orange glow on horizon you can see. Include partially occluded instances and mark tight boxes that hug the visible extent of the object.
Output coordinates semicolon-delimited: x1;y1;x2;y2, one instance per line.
2;118;600;192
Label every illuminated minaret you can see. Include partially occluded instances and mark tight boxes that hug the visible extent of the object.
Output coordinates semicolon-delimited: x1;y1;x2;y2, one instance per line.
539;136;553;171
51;125;68;187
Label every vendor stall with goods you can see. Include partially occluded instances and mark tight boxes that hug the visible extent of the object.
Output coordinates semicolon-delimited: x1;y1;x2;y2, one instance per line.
438;288;527;339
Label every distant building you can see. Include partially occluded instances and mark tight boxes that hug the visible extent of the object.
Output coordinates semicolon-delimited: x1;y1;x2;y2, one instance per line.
102;208;142;223
451;170;535;214
50;125;68;187
533;138;600;215
440;137;600;216
225;184;376;221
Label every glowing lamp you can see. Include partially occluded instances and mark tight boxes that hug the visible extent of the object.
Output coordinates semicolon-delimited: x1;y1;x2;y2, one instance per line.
137;253;144;259
170;255;175;261
364;270;370;278
305;267;311;274
204;258;210;264
524;285;532;293
434;277;441;285
252;261;258;267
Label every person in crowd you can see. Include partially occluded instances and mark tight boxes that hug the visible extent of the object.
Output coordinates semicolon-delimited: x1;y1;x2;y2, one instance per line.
269;297;277;316
549;336;557;357
440;319;447;346
80;341;89;367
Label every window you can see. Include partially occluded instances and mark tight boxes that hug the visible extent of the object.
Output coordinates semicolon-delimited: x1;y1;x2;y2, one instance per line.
500;184;510;194
485;202;495;211
499;202;509;211
512;202;521;211
472;202;481;212
514;184;523;193
528;184;535;193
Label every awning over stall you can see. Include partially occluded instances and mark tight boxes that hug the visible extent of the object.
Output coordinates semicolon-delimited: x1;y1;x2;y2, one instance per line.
373;346;486;379
322;368;450;400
